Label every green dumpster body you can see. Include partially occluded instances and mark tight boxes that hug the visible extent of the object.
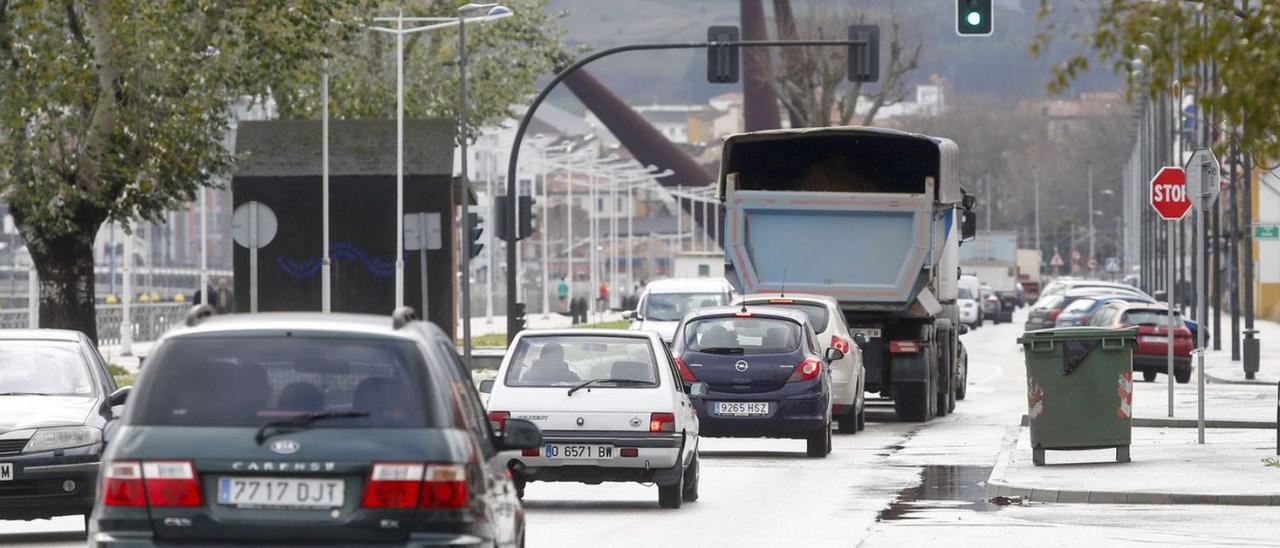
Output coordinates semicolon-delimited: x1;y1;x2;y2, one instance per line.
1017;327;1138;466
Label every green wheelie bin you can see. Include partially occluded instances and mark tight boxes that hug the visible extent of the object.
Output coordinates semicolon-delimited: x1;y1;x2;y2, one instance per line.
1017;327;1138;466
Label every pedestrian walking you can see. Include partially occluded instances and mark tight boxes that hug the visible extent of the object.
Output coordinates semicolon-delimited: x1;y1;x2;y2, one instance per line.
214;278;235;314
597;282;609;311
557;277;569;311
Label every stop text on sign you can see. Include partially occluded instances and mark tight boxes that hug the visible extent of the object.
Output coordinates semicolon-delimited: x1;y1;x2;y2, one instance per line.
1151;183;1185;203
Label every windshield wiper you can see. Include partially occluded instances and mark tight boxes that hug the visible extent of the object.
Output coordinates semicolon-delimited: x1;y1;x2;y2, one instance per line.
567;378;651;397
254;411;370;445
0;392;52;396
698;347;745;355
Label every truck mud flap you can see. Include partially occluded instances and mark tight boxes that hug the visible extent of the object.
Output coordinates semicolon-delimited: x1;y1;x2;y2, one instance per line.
889;351;930;384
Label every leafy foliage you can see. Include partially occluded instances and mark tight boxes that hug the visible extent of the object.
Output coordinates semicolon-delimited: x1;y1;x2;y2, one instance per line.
1031;0;1280;161
268;0;563;144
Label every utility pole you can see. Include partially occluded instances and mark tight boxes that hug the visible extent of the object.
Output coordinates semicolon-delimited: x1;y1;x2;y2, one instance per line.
1034;169;1042;256
1088;163;1095;269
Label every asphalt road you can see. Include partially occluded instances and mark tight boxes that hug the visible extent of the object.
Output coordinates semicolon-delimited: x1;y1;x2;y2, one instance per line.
5;310;1279;547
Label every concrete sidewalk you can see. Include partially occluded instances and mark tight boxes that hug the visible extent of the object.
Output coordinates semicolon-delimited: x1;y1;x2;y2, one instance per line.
1203;314;1279;385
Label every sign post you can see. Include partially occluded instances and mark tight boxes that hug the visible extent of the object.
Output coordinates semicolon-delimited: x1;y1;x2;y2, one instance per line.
404;212;443;320
1149;166;1189;420
1185;148;1221;444
231;201;278;313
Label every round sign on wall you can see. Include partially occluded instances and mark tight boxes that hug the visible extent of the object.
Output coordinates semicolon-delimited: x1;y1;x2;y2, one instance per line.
1149;166;1190;221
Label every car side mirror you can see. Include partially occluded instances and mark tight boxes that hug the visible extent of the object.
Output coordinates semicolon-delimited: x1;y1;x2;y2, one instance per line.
962;194;978;211
498;418;542;450
623;310;637;320
685;381;708;398
478;379;494;394
108;386;131;407
852;333;870;347
824;347;845;363
958;324;971;335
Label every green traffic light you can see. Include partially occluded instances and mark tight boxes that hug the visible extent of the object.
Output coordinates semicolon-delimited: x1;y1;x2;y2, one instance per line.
966;11;982;27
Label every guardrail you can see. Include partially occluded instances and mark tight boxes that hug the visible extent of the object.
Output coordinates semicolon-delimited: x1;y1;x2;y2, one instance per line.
0;302;190;344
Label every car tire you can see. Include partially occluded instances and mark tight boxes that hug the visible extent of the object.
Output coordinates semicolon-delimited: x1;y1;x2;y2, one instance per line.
1142;370;1158;383
856;394;867;431
894;382;931;422
806;423;831;458
1174;369;1191;384
681;452;700;502
956;349;968;401
514;478;526;500
837;408;859;434
658;469;684;509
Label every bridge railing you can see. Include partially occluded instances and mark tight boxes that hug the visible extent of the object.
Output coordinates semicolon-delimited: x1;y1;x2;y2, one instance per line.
0;303;191;344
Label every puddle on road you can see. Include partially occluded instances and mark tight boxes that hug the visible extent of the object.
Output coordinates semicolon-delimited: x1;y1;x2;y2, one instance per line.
876;465;1003;521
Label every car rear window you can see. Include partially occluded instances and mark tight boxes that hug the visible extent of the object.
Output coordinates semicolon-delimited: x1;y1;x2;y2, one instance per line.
1061;298;1096;315
743;301;830;332
680;316;802;355
1123;309;1182;326
131;336;429;428
958;287;975;300
504;336;658;388
0;341;94;397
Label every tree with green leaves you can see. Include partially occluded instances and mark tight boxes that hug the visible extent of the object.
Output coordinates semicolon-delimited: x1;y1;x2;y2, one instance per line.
0;0;560;341
1031;0;1280;162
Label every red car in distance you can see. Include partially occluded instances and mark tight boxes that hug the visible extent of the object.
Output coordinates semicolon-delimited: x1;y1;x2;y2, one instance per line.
1085;301;1192;383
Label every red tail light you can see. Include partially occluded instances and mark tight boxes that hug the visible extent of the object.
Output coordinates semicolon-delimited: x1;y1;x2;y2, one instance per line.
788;358;822;383
649;412;676;432
620;448;639;457
421;464;468;510
1046;309;1062;322
361;462;424;509
103;461;146;507
142;461;202;507
487;411;510;432
768;298;795;304
521;447;540;457
673;357;697;382
889;340;920;354
831;336;851;354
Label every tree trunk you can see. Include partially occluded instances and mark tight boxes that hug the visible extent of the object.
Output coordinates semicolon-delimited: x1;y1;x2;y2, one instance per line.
13;207;104;344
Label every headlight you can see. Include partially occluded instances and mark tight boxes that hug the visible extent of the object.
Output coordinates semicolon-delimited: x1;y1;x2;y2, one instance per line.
24;426;102;453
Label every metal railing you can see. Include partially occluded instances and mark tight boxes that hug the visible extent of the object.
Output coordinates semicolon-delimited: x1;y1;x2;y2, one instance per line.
0;303;190;345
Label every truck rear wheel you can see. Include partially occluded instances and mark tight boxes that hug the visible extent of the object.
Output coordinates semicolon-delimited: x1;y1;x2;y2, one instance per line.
934;344;952;417
894;382;931;422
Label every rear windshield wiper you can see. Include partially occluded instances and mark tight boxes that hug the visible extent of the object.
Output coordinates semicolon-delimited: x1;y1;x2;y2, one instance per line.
567;378;651;397
698;347;745;355
254;411;370;445
0;392;52;396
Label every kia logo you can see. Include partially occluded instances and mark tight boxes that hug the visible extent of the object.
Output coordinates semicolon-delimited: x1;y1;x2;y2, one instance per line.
735;360;749;372
269;440;300;455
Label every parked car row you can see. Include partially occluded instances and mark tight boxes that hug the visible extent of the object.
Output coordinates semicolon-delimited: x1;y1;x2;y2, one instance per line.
1024;278;1202;384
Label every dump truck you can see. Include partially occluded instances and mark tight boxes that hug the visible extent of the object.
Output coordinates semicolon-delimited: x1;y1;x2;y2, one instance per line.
718;127;977;422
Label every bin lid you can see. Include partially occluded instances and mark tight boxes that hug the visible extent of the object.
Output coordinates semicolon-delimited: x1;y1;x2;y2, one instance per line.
1017;326;1138;345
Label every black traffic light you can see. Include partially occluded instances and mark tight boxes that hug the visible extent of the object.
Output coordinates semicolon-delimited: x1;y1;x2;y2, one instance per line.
956;0;993;36
706;25;740;84
518;195;535;240
512;302;527;333
467;211;484;258
847;25;879;83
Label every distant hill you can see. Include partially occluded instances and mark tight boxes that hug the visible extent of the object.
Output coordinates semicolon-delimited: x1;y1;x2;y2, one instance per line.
544;0;1122;108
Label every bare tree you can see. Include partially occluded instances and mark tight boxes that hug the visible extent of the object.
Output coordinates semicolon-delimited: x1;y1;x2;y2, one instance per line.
762;2;922;128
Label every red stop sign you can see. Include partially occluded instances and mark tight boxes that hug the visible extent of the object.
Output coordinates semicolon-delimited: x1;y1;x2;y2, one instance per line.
1150;166;1190;220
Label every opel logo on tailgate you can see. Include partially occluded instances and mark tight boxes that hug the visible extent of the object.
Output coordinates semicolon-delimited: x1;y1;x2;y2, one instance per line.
269;439;300;455
735;360;749;372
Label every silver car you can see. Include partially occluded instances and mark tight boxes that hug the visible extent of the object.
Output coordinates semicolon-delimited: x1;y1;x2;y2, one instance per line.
734;294;866;433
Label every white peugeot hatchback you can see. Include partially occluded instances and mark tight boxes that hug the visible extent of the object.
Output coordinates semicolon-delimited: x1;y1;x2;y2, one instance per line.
481;329;702;508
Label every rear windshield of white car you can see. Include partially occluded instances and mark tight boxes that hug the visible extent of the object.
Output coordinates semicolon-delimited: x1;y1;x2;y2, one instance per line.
0;341;94;397
505;336;660;388
742;301;829;332
957;287;975;300
642;292;726;322
131;336;430;428
679;316;802;355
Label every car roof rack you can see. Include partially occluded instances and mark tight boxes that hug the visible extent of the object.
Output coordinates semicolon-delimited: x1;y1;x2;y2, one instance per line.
392;306;418;330
184;304;216;327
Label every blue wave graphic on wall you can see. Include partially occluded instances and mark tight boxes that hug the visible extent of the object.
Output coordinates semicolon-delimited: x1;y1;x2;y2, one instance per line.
277;243;406;280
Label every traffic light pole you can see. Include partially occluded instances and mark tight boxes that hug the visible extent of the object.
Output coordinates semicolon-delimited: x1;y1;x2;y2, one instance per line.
502;36;871;342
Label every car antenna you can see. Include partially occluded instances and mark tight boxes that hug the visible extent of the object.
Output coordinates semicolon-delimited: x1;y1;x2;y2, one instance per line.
780;267;788;299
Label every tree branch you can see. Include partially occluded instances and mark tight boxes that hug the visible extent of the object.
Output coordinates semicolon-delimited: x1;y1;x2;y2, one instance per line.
78;0;119;194
190;0;226;55
63;0;89;52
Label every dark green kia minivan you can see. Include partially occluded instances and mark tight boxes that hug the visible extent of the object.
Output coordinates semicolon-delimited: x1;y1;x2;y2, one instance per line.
90;307;541;547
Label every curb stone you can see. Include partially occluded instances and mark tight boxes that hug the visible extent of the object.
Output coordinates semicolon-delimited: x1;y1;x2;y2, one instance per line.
1019;414;1276;429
